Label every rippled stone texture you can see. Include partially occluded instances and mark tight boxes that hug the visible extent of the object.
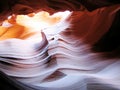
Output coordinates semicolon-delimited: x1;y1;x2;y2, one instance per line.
0;0;120;90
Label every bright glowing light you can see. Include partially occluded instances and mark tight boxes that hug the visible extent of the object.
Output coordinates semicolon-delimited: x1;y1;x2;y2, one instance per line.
16;11;61;32
0;11;71;41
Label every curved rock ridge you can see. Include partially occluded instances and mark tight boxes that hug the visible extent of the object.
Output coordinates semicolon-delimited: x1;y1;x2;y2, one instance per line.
0;3;120;90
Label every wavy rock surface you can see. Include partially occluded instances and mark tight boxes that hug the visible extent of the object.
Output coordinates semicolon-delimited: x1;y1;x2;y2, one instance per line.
0;0;120;90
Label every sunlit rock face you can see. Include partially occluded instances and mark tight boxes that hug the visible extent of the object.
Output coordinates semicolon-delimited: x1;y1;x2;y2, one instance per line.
0;0;120;90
